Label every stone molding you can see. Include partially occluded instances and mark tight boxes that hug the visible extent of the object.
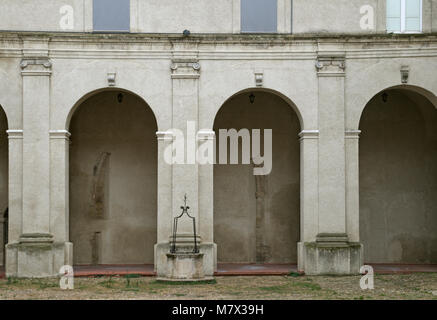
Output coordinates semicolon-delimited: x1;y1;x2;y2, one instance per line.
401;65;410;84
6;129;23;139
49;130;71;140
254;71;263;87
316;54;346;77
299;130;319;141
345;130;361;139
20;58;52;76
171;59;201;79
197;130;215;141
19;233;54;244
107;72;116;86
156;131;175;141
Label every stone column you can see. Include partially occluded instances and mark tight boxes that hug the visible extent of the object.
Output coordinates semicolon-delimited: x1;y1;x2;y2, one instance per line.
49;130;73;270
297;130;319;272
301;54;362;275
197;130;216;275
7;51;70;277
345;130;361;243
5;130;23;276
155;130;174;277
156;54;214;278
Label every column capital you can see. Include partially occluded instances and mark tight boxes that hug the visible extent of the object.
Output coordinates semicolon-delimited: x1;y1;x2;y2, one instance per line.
20;58;52;76
299;130;319;141
197;130;215;141
49;130;71;140
156;131;174;141
316;53;346;77
345;130;361;139
7;129;23;139
170;58;201;79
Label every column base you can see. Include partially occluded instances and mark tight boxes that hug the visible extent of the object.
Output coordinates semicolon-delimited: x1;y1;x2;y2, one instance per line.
298;233;363;275
155;241;216;278
5;233;73;278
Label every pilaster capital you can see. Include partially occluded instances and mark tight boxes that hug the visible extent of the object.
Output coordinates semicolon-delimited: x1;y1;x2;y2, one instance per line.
345;130;361;139
299;130;319;141
197;130;215;141
170;58;200;79
49;130;71;140
156;131;175;142
316;53;346;77
20;58;52;76
6;129;23;139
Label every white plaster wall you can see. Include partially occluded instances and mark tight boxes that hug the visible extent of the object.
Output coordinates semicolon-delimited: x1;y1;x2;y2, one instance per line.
1;0;435;34
69;91;157;264
293;0;384;34
136;0;234;34
0;0;89;32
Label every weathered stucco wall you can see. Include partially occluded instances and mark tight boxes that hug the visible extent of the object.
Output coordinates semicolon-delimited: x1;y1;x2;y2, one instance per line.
1;0;436;34
213;91;300;263
69;91;157;265
360;89;437;263
0;0;90;32
0;107;7;266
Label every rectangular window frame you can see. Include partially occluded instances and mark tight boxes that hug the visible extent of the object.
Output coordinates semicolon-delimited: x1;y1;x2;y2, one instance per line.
388;0;422;34
93;0;131;33
241;0;278;33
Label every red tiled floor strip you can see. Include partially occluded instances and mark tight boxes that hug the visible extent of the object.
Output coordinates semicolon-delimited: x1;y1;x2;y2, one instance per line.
368;263;437;274
1;264;436;278
73;264;156;277
215;264;298;276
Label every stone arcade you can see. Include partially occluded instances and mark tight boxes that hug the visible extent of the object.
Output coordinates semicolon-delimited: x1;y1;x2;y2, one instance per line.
0;0;436;278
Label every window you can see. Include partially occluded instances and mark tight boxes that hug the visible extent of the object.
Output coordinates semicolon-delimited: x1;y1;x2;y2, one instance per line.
241;0;277;33
387;0;422;33
93;0;130;32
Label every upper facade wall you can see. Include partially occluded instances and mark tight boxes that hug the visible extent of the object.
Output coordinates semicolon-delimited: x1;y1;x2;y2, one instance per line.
0;0;436;34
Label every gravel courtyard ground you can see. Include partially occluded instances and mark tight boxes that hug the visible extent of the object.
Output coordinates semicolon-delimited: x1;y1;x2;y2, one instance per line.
0;273;436;300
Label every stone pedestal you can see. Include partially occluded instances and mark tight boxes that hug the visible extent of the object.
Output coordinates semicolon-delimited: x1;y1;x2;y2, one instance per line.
158;253;211;281
298;233;363;275
6;233;72;278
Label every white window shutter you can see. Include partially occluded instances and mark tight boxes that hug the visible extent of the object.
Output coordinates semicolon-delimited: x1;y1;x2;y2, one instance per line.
387;0;401;32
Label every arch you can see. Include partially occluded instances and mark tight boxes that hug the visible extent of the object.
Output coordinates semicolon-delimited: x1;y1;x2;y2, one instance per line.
69;89;158;265
212;87;305;130
352;84;437;130
213;89;301;264
0;104;9;130
65;87;158;131
359;86;437;264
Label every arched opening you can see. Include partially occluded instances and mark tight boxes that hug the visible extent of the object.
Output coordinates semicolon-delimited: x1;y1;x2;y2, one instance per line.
69;90;157;265
0;105;8;267
213;89;301;265
359;86;437;264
